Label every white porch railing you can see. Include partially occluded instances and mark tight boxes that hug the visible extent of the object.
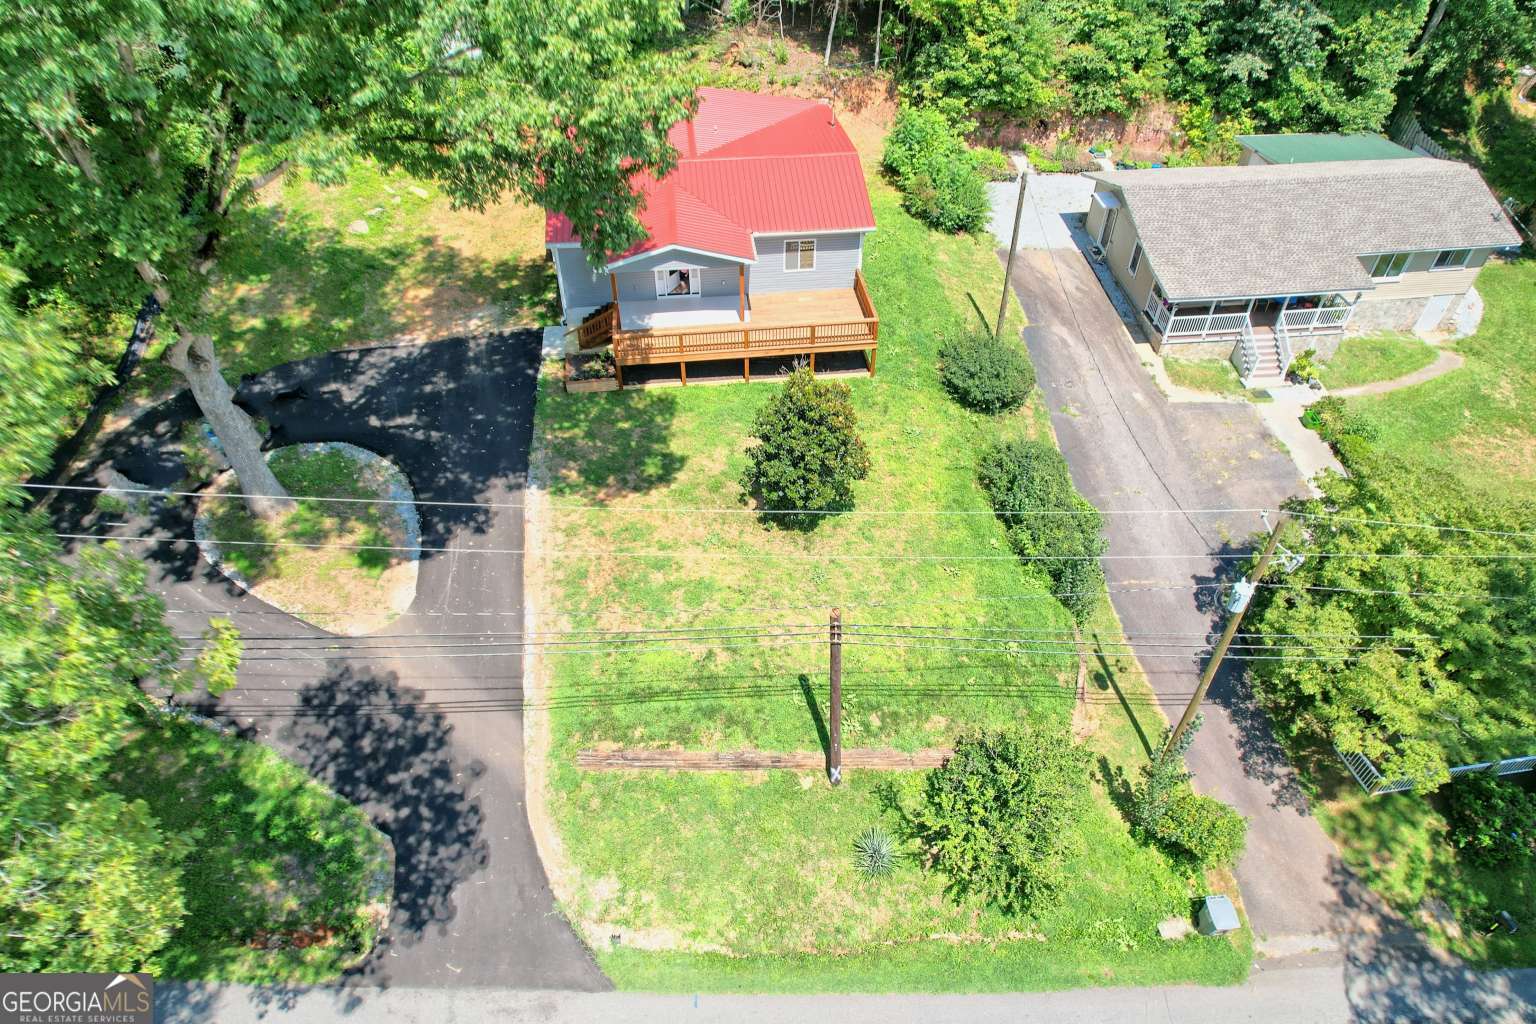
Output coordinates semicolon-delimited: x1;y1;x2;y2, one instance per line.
1145;295;1172;333
1274;321;1295;379
1337;745;1536;796
1232;322;1258;381
1168;311;1250;338
1280;305;1353;332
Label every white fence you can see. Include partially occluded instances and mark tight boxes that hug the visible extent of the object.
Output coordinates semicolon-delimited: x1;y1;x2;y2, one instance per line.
1337;745;1536;796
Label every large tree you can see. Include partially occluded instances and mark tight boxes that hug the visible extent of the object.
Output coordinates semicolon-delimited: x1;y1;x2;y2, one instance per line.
0;0;692;517
0;275;241;970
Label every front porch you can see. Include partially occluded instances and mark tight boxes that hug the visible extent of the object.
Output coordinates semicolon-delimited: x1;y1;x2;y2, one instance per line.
578;272;879;387
1144;290;1360;344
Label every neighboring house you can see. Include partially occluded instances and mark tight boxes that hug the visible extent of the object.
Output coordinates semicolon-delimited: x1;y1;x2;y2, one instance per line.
1083;157;1520;385
1236;132;1417;166
545;88;879;386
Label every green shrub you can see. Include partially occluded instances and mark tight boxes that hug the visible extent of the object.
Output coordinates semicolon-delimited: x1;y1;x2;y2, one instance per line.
853;826;897;878
977;439;1106;621
94;491;131;516
1131;718;1198;836
1444;771;1536;867
1024;144;1063;173
939;330;1036;413
741;367;871;523
771;38;789;65
1288;347;1321;383
1153;790;1248;869
905;726;1089;916
971;146;1014;181
883;105;989;233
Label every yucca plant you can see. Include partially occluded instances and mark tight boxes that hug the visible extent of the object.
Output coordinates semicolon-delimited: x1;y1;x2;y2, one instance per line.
853;826;897;878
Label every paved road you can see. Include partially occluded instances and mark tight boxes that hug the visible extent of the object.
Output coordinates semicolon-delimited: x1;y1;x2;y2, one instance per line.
155;950;1536;1024
67;332;606;991
993;191;1357;953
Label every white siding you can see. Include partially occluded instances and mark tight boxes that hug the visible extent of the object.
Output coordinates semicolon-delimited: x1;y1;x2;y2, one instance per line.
553;247;611;311
749;233;865;294
1358;247;1494;300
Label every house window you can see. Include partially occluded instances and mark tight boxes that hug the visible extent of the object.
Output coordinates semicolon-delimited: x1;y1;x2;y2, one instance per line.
655;267;701;298
1127;241;1143;276
784;239;816;271
1370;252;1411;279
1433;248;1471;270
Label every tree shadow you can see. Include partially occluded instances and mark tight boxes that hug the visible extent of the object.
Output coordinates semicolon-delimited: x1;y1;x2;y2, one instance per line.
535;385;686;498
1096;753;1135;821
274;665;489;982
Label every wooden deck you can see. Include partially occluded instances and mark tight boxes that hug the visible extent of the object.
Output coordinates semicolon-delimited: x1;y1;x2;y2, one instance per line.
609;271;879;384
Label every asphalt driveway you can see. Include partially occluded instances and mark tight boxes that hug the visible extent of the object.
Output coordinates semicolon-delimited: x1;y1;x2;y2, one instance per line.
62;332;607;995
994;180;1370;955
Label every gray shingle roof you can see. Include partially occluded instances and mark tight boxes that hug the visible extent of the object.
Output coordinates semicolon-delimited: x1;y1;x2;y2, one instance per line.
1086;158;1521;301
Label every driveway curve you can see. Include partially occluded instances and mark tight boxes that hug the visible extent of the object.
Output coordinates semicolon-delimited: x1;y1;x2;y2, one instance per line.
60;331;607;993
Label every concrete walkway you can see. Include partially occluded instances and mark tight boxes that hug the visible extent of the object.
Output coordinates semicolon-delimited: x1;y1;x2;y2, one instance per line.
1330;348;1465;398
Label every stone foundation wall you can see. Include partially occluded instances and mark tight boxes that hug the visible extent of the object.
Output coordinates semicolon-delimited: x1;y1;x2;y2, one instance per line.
1349;295;1436;334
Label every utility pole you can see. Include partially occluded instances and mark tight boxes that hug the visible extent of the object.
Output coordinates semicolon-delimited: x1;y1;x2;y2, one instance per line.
995;164;1029;340
828;607;843;785
1163;513;1289;756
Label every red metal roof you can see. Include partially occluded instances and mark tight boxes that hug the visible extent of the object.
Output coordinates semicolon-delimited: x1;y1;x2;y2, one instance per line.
545;88;875;265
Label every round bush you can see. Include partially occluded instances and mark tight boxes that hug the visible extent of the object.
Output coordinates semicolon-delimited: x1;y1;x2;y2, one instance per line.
939;331;1036;413
1153;789;1248;869
740;367;871;522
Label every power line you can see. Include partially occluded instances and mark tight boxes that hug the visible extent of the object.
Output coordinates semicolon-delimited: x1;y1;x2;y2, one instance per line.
175;636;829;663
28;479;1536;540
38;529;1536;561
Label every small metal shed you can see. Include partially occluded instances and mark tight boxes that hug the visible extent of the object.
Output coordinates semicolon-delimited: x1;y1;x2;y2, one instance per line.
1198;894;1240;935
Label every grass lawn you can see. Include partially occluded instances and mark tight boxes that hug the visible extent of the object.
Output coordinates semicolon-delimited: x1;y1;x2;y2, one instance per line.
529;185;1252;990
1341;260;1536;496
1163;357;1247;397
1295;260;1536;965
202;444;415;634
135;158;558;396
1316;332;1437;390
1301;748;1535;968
110;716;391;982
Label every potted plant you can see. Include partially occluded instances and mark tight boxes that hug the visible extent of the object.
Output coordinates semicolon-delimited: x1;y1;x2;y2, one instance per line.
1287;348;1323;388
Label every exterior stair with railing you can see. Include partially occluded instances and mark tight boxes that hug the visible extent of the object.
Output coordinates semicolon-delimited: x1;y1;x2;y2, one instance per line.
1235;322;1291;389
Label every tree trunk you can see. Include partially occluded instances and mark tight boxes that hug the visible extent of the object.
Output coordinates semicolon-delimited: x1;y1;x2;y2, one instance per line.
166;329;295;520
824;0;840;65
874;0;883;70
1415;0;1450;54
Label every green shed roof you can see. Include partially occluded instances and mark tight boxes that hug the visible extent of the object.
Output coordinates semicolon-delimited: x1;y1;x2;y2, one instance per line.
1236;133;1418;164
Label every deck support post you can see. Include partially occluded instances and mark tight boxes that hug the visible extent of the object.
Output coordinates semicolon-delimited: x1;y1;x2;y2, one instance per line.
868;348;877;376
738;265;746;322
614;361;625;388
810;352;816;374
744;357;750;382
680;361;687;385
609;274;621;327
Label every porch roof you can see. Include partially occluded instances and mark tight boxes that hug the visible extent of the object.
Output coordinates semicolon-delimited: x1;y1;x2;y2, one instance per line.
1088;158;1520;302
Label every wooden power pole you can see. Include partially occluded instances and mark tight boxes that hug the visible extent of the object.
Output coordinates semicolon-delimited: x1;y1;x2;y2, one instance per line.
1163;513;1289;756
828;607;843;785
995;166;1028;340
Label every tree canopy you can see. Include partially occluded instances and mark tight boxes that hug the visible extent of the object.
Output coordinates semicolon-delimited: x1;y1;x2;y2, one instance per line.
1247;442;1536;789
0;0;694;514
888;0;1482;137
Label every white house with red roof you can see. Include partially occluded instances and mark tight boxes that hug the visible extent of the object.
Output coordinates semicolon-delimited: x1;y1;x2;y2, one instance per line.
546;88;880;385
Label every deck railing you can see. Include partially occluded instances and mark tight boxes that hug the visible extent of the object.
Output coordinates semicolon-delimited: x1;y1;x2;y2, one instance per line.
612;272;879;367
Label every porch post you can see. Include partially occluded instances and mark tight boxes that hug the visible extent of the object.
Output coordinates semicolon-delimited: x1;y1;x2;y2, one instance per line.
609;273;621;325
738;265;746;321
